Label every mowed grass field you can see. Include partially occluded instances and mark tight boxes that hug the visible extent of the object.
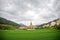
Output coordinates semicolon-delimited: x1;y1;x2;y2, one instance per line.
0;29;60;40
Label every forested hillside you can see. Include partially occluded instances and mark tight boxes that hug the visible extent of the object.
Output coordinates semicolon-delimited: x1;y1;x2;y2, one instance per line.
0;17;20;26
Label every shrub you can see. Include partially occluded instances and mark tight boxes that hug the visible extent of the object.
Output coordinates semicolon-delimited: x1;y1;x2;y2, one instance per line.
55;24;60;30
0;24;17;30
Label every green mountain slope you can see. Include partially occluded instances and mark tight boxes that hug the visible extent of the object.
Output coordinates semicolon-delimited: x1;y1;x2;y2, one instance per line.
0;17;20;26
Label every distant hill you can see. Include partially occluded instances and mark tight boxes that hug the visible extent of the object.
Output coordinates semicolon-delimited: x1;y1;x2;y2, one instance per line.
0;17;20;26
19;23;26;26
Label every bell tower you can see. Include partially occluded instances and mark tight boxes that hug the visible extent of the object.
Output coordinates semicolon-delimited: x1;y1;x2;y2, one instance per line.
28;22;33;29
30;22;32;26
27;22;37;30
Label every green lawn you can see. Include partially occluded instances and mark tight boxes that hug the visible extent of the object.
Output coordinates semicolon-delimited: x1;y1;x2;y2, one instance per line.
0;29;60;40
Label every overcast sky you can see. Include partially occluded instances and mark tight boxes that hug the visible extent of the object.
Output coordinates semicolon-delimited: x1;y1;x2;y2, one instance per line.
0;0;60;25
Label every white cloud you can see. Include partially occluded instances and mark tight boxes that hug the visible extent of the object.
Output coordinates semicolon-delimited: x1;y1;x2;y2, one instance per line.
2;3;17;12
0;0;60;26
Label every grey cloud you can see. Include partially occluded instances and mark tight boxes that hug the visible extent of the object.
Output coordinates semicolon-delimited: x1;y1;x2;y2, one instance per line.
53;0;60;18
0;0;60;25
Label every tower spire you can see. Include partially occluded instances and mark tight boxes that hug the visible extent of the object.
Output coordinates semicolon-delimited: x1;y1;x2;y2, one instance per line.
30;22;32;26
